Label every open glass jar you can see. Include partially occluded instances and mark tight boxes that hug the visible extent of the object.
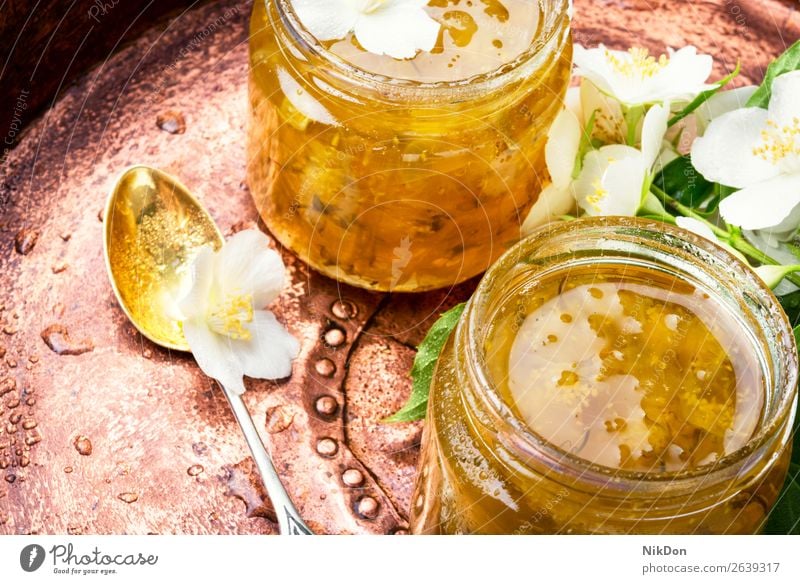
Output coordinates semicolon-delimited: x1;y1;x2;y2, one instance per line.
410;217;798;534
247;0;572;291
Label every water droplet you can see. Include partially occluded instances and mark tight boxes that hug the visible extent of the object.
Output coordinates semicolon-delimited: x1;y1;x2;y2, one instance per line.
41;324;94;356
3;325;17;335
0;378;15;398
52;303;65;317
117;492;138;504
342;468;364;487
315;395;338;416
64;466;73;474
6;358;16;368
24;432;41;446
5;473;16;483
73;435;93;456
9;413;20;424
25;397;35;406
356;496;379;519
222;459;276;521
331;299;358;320
323;327;346;347
156;110;186;135
316;438;338;458
314;358;336;377
6;423;16;433
187;464;204;477
60;232;72;242
19;455;29;467
265;406;294;434
5;399;19;409
21;420;36;430
14;228;39;255
27;354;39;364
51;263;68;274
142;348;153;359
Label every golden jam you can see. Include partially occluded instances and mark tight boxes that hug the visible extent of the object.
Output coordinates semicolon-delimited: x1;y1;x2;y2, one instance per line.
410;218;797;534
494;269;763;473
247;0;572;291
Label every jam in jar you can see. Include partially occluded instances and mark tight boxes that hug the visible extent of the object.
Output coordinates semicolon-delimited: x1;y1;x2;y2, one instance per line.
410;217;798;534
247;0;572;291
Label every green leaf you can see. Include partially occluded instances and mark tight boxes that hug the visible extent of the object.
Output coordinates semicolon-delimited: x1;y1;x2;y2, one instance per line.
384;303;466;423
778;294;800;329
747;40;800;109
652;155;715;208
765;325;800;534
668;61;741;128
765;463;800;535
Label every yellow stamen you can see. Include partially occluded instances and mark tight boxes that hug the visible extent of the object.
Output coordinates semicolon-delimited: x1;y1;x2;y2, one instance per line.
606;48;668;79
586;178;608;212
752;117;800;165
207;293;254;340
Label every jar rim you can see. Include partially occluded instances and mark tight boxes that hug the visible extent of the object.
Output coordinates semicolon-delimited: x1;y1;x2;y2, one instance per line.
464;216;798;492
271;0;572;102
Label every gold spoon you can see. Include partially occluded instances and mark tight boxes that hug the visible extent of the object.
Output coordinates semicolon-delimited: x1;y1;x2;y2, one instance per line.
103;165;311;535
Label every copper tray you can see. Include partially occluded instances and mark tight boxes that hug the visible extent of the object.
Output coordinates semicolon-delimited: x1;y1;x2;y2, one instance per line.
1;0;798;534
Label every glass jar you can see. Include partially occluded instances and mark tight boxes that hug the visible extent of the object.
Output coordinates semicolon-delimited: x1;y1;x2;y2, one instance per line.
247;0;572;291
410;217;798;534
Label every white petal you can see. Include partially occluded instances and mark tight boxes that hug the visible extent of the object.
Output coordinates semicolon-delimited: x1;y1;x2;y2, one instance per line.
696;85;757;132
575;145;646;216
580;77;625;144
178;245;216;319
233;311;300;381
675;216;717;241
292;0;359;41
719;173;800;230
218;229;286;308
183;319;246;394
564;86;583;120
546;107;582;188
656;46;714;102
691;107;779;188
277;66;339;126
641;102;669;169
353;2;440;59
521;183;575;235
767;71;800;127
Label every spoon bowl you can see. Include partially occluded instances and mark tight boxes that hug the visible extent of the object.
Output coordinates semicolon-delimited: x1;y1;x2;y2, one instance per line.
103;165;223;351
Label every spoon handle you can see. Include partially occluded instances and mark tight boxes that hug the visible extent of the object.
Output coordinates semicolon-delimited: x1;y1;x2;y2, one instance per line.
220;382;313;535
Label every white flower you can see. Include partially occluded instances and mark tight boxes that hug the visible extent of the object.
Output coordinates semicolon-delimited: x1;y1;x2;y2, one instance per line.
675;216;717;241
178;230;300;394
693;71;800;231
574;102;670;216
292;0;440;60
573;44;714;107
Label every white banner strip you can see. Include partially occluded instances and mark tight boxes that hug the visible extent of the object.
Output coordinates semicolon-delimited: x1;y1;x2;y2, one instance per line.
0;535;798;583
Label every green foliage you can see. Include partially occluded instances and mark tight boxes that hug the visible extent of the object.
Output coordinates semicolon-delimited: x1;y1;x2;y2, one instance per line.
747;40;800;109
653;155;715;208
385;303;466;423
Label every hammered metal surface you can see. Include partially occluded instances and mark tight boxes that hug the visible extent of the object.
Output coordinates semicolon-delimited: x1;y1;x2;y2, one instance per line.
1;0;798;534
